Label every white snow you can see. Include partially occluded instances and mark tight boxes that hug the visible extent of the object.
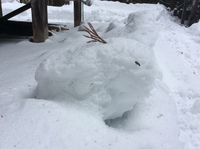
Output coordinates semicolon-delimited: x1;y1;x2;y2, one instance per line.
0;0;200;149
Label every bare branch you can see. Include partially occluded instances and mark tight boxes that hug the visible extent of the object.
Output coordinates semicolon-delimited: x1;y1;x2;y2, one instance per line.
82;22;107;44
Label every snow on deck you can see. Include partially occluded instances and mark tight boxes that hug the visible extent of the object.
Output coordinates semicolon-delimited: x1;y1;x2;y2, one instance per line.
0;1;200;149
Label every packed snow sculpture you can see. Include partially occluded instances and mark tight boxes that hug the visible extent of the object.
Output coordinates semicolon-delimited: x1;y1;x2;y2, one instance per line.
35;10;162;120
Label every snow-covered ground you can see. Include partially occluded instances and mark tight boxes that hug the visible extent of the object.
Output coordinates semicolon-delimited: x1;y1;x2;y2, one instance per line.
0;1;200;149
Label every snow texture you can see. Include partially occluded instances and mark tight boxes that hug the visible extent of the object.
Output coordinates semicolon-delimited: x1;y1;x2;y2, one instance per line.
0;1;200;149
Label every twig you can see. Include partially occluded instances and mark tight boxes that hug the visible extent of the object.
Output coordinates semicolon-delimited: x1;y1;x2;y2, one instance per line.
82;22;107;44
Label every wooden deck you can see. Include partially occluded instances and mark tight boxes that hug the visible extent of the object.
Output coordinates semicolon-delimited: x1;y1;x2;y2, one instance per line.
0;0;82;42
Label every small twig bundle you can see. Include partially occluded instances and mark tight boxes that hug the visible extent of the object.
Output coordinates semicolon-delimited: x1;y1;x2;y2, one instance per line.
82;22;107;44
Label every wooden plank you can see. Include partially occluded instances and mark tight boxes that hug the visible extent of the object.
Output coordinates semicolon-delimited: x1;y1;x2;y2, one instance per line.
31;0;48;42
0;0;2;17
1;2;31;21
74;0;81;27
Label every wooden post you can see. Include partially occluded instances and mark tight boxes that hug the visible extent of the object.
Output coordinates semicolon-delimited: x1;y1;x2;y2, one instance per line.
181;0;188;24
188;0;199;26
1;3;31;21
0;0;3;17
31;0;48;42
74;0;81;27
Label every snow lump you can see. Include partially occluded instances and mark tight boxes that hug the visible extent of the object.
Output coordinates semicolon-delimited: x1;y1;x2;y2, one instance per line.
35;10;161;120
35;37;158;120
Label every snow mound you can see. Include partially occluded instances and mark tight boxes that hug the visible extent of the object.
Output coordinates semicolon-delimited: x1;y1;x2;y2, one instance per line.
126;9;164;30
35;36;157;120
103;8;165;47
189;21;200;34
35;8;165;120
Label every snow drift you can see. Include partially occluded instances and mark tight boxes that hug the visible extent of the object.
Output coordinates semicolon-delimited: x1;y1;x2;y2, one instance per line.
35;10;162;120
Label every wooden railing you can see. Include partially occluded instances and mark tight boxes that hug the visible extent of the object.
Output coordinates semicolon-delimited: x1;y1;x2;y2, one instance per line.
0;0;82;42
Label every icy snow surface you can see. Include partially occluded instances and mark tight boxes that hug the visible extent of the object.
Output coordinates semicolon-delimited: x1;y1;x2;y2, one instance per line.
0;0;200;149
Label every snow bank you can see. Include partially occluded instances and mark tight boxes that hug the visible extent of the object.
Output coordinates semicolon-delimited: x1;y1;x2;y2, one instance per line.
35;9;163;120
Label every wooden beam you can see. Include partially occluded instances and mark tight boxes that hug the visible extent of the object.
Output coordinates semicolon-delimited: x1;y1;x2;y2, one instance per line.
74;0;81;27
0;0;2;17
31;0;48;42
1;2;31;21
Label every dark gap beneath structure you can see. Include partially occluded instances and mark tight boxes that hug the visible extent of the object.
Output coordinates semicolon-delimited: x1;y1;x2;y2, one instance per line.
0;20;34;36
0;20;68;37
104;110;131;129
